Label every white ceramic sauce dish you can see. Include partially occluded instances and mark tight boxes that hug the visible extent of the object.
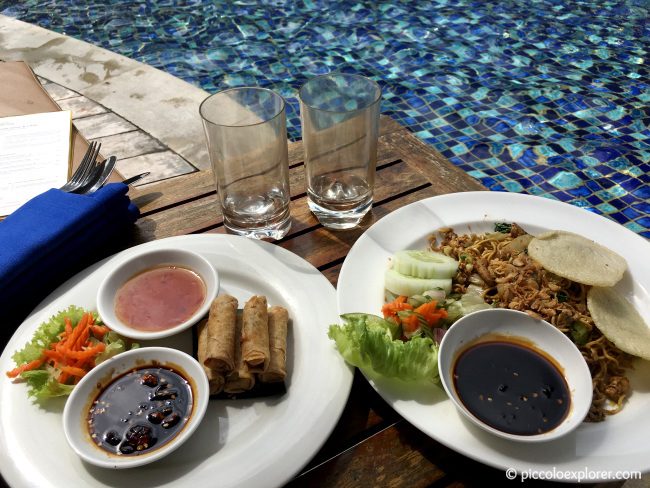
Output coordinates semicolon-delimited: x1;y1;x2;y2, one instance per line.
97;248;218;341
62;347;209;469
438;308;592;443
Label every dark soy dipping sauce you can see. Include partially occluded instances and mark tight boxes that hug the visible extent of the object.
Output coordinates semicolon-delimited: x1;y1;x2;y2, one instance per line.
88;366;193;455
453;339;570;435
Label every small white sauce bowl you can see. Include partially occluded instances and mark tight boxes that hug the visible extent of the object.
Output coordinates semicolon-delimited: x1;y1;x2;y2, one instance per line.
97;248;218;340
438;308;592;443
62;347;209;469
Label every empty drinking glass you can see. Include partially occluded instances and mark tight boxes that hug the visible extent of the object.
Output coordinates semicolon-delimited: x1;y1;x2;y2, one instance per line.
200;87;291;240
299;73;381;229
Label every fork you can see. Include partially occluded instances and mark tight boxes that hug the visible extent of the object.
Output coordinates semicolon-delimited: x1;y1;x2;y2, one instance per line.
78;156;117;194
60;142;102;193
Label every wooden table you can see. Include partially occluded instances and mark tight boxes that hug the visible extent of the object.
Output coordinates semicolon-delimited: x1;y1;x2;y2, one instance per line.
127;116;621;488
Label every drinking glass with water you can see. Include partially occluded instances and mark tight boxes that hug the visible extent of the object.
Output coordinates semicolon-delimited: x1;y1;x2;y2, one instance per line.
299;73;381;230
200;87;291;240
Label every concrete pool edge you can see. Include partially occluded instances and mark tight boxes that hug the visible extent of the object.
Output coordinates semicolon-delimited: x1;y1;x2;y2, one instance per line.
0;14;210;172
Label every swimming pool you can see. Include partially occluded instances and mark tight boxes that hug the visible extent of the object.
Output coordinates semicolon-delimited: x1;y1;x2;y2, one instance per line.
2;0;649;237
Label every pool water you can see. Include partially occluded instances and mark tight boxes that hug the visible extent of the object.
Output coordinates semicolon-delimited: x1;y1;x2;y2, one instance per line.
2;0;648;237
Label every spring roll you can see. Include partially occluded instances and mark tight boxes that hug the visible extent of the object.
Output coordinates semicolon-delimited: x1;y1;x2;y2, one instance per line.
197;318;225;394
203;294;238;374
203;366;225;395
224;311;255;393
241;295;270;373
260;306;289;383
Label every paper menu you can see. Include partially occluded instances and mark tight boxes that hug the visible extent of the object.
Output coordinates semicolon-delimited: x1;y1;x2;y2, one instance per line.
0;110;72;217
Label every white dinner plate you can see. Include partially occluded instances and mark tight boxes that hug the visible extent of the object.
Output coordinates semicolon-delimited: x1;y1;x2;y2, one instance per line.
337;191;650;480
0;234;353;488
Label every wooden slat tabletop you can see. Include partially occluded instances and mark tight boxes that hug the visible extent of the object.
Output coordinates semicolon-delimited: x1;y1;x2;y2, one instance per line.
126;116;623;488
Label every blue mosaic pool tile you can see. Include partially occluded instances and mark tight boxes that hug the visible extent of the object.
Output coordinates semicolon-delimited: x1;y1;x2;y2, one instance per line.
635;202;650;215
568;186;592;198
3;0;648;237
639;216;650;228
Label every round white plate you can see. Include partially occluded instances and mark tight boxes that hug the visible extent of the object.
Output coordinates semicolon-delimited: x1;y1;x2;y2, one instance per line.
0;234;353;488
337;191;650;480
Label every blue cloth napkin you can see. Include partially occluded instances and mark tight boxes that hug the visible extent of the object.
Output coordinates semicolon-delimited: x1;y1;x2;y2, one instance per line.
0;183;139;340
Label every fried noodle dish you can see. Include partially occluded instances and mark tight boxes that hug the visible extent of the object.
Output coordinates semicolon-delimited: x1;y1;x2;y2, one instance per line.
430;223;632;422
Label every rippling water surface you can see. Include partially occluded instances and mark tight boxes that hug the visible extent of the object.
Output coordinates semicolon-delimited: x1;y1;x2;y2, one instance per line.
2;0;648;236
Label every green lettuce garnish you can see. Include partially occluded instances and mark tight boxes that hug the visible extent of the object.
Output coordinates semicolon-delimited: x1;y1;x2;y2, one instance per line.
19;370;75;401
328;313;439;382
9;305;136;403
95;331;139;364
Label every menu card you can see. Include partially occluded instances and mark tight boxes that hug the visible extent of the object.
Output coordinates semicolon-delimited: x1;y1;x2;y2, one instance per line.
0;110;72;217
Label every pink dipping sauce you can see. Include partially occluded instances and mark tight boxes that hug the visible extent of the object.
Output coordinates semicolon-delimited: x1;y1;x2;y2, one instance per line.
114;266;206;331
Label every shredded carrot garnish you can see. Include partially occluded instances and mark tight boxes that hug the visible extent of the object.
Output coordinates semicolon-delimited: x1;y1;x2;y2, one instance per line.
90;325;109;339
382;295;413;320
400;313;421;333
6;358;46;378
58;366;87;378
64;317;73;337
55;342;105;360
64;313;89;349
415;301;448;327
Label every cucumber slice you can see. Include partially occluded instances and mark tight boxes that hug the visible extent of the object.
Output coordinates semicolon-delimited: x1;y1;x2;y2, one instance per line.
392;250;459;279
385;269;452;297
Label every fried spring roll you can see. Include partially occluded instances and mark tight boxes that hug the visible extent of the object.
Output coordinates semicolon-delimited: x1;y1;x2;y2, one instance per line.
241;295;270;373
224;312;255;393
204;294;238;374
204;366;226;395
260;306;289;383
197;318;225;394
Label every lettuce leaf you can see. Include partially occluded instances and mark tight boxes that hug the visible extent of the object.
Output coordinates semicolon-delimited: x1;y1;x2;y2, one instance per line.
95;331;138;364
19;370;75;401
328;314;439;382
